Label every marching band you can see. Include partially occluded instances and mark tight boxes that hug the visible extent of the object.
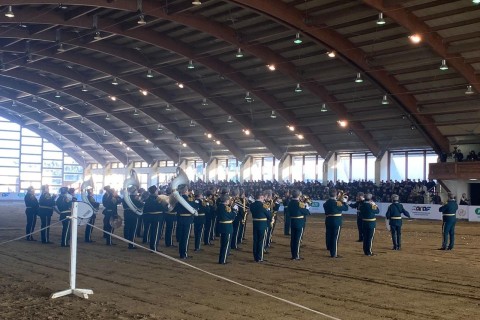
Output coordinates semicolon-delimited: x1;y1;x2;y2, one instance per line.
21;172;461;264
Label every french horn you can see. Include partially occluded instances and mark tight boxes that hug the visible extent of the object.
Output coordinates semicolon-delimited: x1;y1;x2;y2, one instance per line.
123;169;143;216
170;167;197;216
80;177;97;212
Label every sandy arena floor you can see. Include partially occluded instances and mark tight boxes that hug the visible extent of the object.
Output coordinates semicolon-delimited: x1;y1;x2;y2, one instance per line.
0;201;479;320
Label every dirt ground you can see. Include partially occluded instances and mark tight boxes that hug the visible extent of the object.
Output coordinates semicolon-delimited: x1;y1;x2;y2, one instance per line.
0;201;479;320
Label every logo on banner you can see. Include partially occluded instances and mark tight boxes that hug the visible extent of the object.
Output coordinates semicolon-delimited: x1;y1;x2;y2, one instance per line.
457;208;467;217
411;205;431;216
476;208;480;216
311;201;320;208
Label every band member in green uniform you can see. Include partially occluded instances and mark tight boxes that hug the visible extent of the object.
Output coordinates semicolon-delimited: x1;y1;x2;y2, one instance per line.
385;194;410;250
288;189;310;260
323;189;348;258
359;193;380;256
143;185;166;251
349;192;365;242
283;190;291;236
102;186;121;246
174;185;196;259
203;190;215;246
439;193;458;250
38;185;56;244
193;191;208;252
217;194;235;264
85;187;100;243
249;190;272;262
122;186;144;249
164;187;177;247
24;186;39;241
56;187;72;247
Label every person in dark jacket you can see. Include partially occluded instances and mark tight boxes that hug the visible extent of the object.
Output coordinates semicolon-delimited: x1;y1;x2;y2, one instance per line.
359;193;380;256
385;194;410;250
85;187;100;243
288;189;310;260
122;186;144;249
102;186;121;246
193;191;208;252
217;194;236;264
249;190;272;262
24;186;39;241
56;187;72;247
174;185;197;259
38;185;56;244
439;193;458;250
349;192;365;242
323;189;348;258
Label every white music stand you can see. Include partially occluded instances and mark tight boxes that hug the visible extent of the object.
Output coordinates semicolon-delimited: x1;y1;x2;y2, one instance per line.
51;202;94;299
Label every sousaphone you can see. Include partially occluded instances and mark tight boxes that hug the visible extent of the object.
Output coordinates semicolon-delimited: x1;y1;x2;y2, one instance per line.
123;169;143;216
170;167;197;216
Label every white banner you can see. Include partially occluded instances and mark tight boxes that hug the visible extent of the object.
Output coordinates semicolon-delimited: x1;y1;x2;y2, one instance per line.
468;206;480;222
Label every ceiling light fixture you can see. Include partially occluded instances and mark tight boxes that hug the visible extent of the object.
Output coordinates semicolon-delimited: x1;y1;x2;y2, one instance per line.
410;125;416;130
355;73;363;83
157;124;163;131
267;64;276;71
59;106;64;111
187;60;194;69
80;117;85;123
32;96;38;103
111;77;119;85
439;59;448;71
227;116;233;123
327;51;336;58
202;98;208;106
206;133;212;139
134;109;139;116
137;15;146;25
321;103;327;112
381;95;389;105
216;140;221;145
80;133;84;139
103;130;107;136
337;120;348;127
94;31;102;41
12;100;16;107
465;85;475;95
245;91;253;103
140;89;148;96
295;83;302;93
243;129;250;135
408;33;422;44
270;110;277;119
287;125;295;132
81;84;88;92
235;48;244;58
128;127;133;134
376;12;386;25
192;0;202;5
146;69;154;78
182;142;187;147
296;134;304;140
177;82;184;88
293;32;302;44
105;114;111;120
5;6;14;18
165;103;171;111
57;43;66;53
55;91;61;98
110;96;117;101
190;120;195;127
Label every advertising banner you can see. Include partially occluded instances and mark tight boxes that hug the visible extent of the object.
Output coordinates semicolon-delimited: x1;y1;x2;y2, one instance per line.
468;206;480;222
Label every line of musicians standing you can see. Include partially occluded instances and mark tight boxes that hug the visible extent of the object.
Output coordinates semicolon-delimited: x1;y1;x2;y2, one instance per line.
23;184;460;262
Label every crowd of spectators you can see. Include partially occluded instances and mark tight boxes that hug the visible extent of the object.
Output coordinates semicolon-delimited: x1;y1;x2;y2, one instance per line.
441;147;480;162
185;179;438;204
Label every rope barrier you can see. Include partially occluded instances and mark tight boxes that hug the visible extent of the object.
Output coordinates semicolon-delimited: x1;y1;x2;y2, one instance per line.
87;223;342;320
0;218;66;246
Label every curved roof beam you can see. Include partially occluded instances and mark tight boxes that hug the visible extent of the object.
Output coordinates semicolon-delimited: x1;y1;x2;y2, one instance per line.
0;33;239;161
160;7;379;155
0;5;285;159
363;0;480;92
1;69;146;164
231;0;450;153
0;103;106;166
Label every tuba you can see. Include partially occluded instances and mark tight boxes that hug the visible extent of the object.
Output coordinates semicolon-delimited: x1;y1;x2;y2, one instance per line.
123;169;143;215
170;167;197;215
80;177;97;213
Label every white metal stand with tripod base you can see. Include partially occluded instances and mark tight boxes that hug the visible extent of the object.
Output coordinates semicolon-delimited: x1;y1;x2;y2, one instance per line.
51;201;94;299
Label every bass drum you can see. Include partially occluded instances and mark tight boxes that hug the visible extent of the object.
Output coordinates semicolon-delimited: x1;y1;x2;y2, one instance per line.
75;201;94;226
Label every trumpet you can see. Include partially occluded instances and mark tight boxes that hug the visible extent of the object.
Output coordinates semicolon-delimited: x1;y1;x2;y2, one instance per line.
337;190;349;203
